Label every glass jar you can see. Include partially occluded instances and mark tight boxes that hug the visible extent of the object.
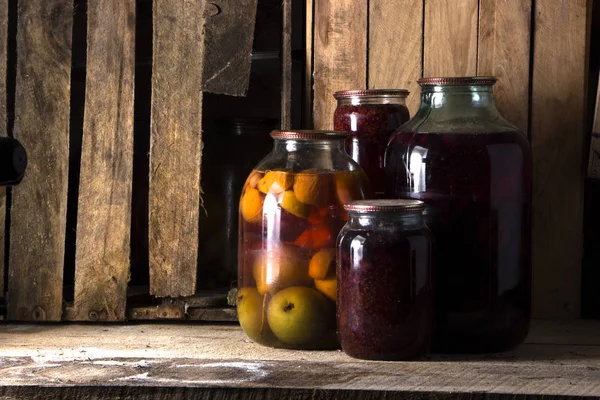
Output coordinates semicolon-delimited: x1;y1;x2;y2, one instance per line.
337;199;434;360
198;118;276;288
237;130;370;349
333;90;410;198
385;76;532;353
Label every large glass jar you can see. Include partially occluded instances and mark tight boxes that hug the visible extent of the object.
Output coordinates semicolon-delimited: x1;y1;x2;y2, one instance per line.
337;199;434;360
333;90;410;198
385;77;532;353
238;130;370;349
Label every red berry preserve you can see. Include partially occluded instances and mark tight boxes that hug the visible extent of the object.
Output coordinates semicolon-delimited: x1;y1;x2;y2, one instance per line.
334;90;410;198
385;77;532;353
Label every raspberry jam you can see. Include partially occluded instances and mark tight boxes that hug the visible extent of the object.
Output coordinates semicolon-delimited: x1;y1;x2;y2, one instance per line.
386;131;532;352
337;200;434;360
334;90;410;198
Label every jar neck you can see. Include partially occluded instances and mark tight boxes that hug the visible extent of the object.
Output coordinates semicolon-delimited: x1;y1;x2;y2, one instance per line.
336;96;407;106
347;211;424;230
417;84;499;118
273;138;346;153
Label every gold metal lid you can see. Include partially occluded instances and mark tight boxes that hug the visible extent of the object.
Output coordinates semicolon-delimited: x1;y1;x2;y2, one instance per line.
417;76;497;86
344;199;426;213
333;89;410;99
270;130;347;140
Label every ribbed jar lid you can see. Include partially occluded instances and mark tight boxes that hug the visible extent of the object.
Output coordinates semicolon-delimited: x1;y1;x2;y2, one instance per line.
417;76;497;86
344;199;426;213
333;89;410;99
270;130;348;140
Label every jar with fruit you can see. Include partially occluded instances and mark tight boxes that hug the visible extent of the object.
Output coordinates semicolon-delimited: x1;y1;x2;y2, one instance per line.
237;130;370;349
385;77;532;353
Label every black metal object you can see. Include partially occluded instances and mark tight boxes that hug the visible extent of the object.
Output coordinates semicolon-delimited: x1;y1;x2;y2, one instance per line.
0;137;26;186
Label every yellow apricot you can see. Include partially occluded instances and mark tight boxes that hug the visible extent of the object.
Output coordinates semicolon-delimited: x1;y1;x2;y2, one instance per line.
247;170;264;189
258;171;293;194
240;188;263;223
293;169;333;206
280;190;310;218
253;245;312;295
308;249;336;279
314;277;336;302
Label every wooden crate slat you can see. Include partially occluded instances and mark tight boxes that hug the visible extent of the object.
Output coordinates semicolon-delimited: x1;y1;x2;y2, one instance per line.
368;0;423;116
281;0;292;129
588;71;600;179
531;0;589;318
201;0;257;96
478;0;532;134
305;0;314;128
70;0;135;321
8;0;73;321
312;0;367;130
149;0;206;297
424;0;479;77
0;0;7;299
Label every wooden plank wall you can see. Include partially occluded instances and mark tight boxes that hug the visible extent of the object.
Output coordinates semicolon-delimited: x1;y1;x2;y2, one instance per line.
70;1;135;321
310;0;591;318
0;0;7;299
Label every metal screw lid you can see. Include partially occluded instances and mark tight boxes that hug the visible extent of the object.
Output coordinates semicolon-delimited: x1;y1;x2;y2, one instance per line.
344;199;426;213
270;130;348;140
417;76;497;86
333;89;410;99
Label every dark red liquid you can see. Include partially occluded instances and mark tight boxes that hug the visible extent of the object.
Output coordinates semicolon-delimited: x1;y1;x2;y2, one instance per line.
334;104;410;197
337;223;433;360
385;131;532;353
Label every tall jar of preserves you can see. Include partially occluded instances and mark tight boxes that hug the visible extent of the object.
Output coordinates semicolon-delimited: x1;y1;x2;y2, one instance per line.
238;130;370;349
385;77;532;353
333;90;410;198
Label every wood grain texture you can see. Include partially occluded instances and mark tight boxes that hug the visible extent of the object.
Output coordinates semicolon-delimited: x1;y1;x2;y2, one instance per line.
0;0;7;298
588;72;600;178
202;0;257;96
305;0;314;128
7;0;73;321
424;0;478;77
368;1;423;116
71;0;135;321
313;0;367;129
281;0;292;129
0;321;599;398
149;0;206;297
477;0;532;134
531;0;589;318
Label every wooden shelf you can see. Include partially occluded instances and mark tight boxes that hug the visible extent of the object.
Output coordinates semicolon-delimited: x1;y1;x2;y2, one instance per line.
0;320;599;399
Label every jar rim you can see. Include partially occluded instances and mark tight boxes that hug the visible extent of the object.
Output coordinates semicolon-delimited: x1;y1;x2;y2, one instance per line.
270;130;347;140
344;199;426;213
333;89;410;99
417;76;497;86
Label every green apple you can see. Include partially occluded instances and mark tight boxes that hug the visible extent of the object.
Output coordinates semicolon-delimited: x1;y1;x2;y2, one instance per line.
237;287;276;344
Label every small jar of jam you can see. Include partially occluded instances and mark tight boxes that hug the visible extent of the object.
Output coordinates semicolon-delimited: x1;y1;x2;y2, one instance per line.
337;199;434;360
238;130;371;350
333;90;410;198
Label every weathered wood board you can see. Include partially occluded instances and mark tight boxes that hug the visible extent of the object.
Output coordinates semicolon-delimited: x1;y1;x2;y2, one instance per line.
280;0;292;129
0;321;599;399
477;0;532;134
368;0;423;115
71;0;135;321
149;0;206;297
531;0;589;318
202;0;257;96
8;0;73;321
423;0;478;77
0;0;7;298
313;0;367;130
588;72;600;179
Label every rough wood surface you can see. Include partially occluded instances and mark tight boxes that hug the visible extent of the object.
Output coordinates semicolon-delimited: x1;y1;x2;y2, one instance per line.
588;72;600;179
149;0;206;297
368;1;423;116
305;0;314;128
0;0;7;298
0;320;598;399
71;0;135;322
313;0;367;129
202;0;257;96
281;0;292;129
531;0;589;318
424;0;478;77
8;0;73;321
477;0;531;134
